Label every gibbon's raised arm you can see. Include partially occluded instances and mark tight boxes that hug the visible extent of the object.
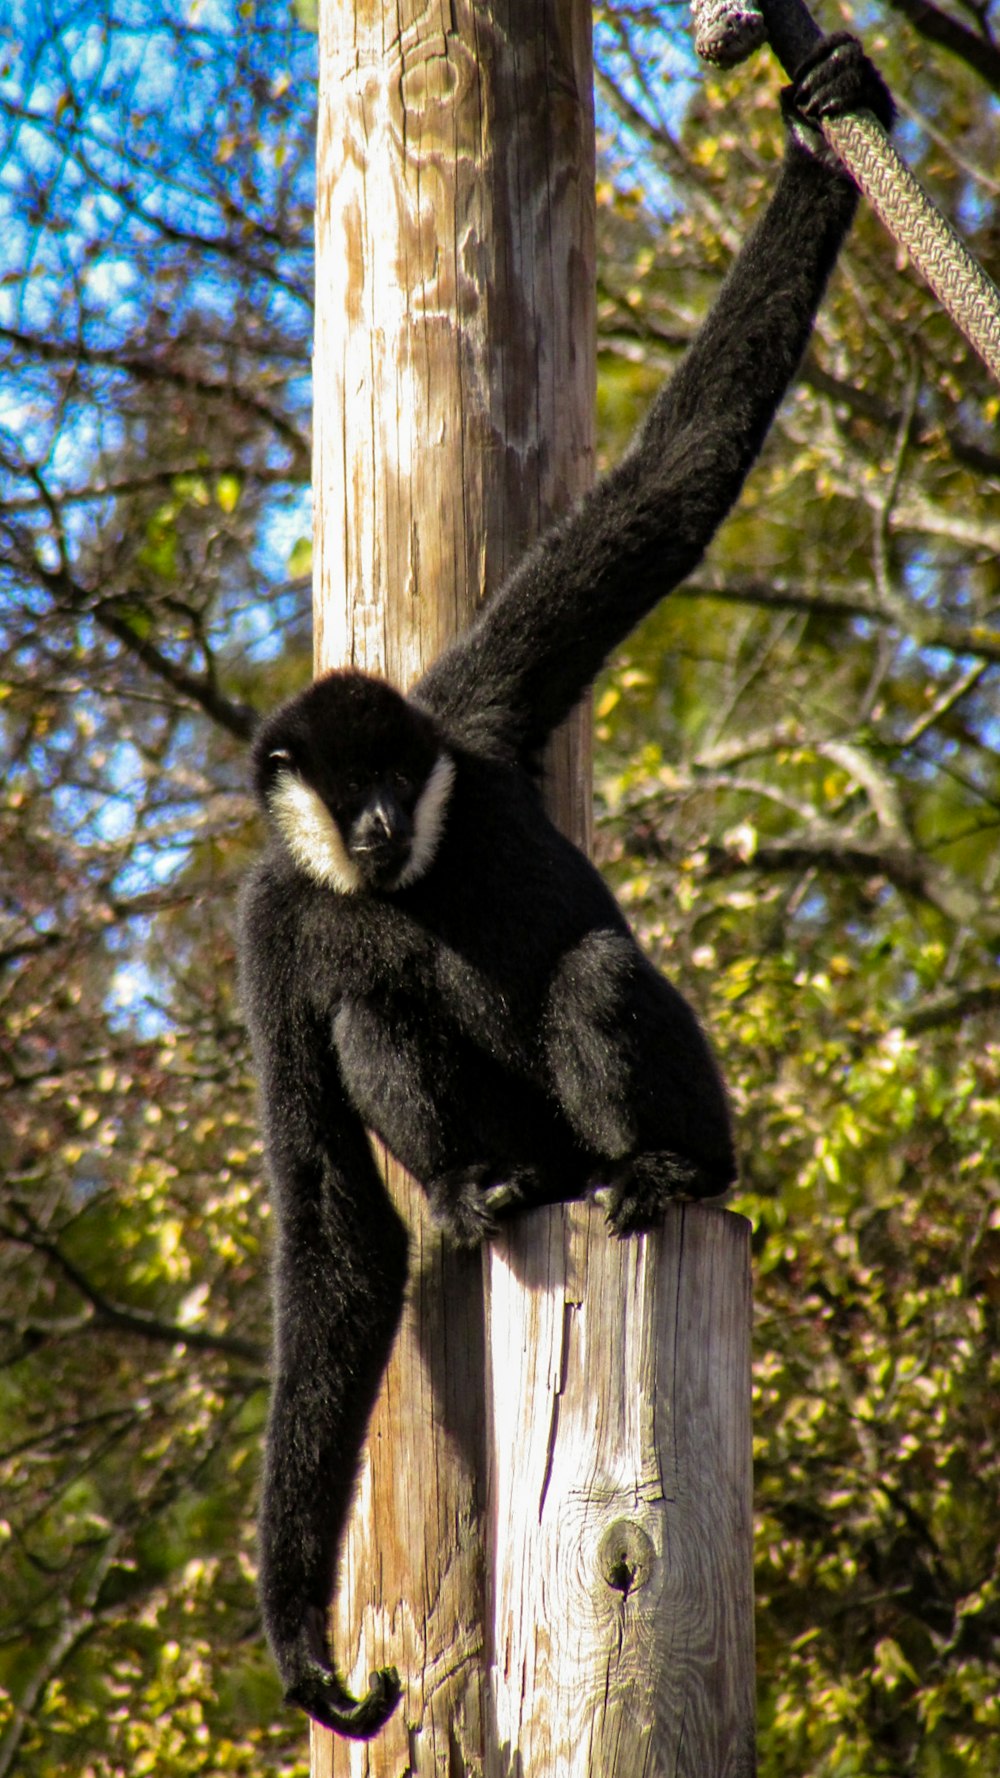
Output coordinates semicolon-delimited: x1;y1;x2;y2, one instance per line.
414;36;893;767
239;877;407;1737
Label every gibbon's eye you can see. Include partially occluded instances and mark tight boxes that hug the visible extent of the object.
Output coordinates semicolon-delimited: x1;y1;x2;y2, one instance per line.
390;770;413;797
268;747;294;770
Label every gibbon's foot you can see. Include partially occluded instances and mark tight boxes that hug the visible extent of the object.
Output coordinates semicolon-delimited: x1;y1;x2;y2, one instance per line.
781;33;895;170
427;1167;531;1249
603;1151;711;1237
285;1661;402;1739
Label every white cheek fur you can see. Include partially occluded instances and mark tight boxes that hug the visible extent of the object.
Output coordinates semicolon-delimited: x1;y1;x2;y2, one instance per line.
268;752;455;894
267;773;363;894
396;753;455;887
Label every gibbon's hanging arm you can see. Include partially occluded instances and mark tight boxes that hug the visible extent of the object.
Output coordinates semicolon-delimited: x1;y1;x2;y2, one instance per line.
691;0;1000;386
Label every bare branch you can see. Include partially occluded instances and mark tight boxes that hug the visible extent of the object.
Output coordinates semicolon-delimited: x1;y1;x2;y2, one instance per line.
901;980;1000;1033
1;1223;266;1367
676;573;1000;667
0;325;310;477
624;823;986;928
885;0;1000;92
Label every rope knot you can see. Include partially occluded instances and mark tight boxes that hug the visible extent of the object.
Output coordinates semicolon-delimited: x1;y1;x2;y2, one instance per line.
691;0;767;67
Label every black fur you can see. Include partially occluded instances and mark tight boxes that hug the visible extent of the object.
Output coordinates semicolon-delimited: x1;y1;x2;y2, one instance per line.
239;37;892;1739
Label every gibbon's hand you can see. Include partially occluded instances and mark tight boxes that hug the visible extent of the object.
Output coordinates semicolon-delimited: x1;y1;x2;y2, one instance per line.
781;32;895;175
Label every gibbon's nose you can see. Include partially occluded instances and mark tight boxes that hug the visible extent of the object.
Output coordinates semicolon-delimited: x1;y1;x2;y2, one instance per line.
352;789;412;857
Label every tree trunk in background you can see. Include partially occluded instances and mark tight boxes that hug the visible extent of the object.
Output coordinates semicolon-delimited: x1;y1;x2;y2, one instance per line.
311;1;594;1770
311;1;755;1772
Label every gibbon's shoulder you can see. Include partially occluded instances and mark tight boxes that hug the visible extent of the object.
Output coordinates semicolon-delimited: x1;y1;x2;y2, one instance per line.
239;842;320;932
237;847;357;992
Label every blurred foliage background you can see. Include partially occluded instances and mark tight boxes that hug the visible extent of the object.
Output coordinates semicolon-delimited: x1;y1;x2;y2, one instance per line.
1;1;998;1772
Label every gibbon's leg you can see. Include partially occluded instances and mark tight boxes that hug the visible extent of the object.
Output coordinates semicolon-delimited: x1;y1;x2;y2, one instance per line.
335;996;557;1248
543;933;736;1228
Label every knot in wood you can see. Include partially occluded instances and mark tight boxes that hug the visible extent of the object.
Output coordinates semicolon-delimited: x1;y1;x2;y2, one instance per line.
598;1520;654;1598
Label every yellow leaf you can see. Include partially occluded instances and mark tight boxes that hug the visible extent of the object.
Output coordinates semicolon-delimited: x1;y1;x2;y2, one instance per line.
215;474;241;513
288;535;312;579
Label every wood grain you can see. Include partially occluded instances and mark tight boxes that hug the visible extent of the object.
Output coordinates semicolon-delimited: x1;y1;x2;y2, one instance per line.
312;3;755;1771
311;0;595;1770
486;1202;756;1777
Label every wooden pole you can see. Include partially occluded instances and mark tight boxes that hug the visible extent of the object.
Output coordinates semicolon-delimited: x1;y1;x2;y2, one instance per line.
311;0;594;1770
311;0;755;1771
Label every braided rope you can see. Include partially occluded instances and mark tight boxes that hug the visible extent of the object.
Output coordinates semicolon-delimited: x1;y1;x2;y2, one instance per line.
689;0;1000;386
822;110;1000;384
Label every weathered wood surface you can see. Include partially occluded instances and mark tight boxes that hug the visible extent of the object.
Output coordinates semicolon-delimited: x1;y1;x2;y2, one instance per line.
311;0;595;1770
487;1202;756;1777
313;1161;491;1777
311;0;756;1770
313;0;595;714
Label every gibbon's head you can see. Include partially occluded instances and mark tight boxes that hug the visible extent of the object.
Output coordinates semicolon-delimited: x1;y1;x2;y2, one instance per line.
252;671;455;894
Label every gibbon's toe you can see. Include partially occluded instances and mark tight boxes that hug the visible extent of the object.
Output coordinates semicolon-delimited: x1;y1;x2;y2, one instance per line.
604;1150;710;1236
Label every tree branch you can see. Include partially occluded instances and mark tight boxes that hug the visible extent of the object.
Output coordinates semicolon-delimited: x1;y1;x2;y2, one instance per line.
16;546;259;740
0;324;310;477
1;1223;266;1366
901;980;1000;1034
93;599;258;740
624;822;984;927
675;572;1000;668
885;0;1000;92
1;461;300;516
599;331;1000;481
803;354;1000;479
0;1546;117;1778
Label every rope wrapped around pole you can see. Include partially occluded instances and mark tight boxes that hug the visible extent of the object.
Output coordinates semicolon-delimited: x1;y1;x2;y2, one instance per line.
691;0;1000;385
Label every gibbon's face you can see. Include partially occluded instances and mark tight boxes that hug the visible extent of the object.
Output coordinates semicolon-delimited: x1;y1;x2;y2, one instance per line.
253;672;455;894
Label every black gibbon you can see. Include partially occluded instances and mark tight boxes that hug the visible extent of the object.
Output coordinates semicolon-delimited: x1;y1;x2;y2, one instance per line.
239;36;893;1739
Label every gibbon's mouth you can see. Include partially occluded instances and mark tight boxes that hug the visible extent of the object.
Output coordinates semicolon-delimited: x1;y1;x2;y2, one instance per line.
351;837;413;887
354;842;409;870
351;829;408;855
350;821;411;860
